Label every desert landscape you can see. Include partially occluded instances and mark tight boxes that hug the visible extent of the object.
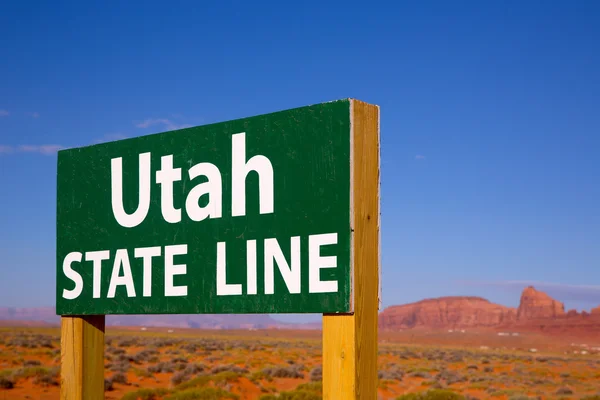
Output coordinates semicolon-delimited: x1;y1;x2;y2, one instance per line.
1;286;599;400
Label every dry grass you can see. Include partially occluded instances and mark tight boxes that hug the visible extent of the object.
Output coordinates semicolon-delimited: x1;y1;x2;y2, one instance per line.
0;327;599;399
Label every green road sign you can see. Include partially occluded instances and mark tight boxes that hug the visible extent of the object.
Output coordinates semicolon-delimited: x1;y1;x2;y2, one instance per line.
56;100;354;315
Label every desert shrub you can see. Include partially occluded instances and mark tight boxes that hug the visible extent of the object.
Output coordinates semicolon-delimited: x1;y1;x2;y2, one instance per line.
110;360;130;373
165;387;238;400
466;364;478;370
6;365;59;387
0;369;13;379
488;389;522;397
447;375;467;385
396;389;465;400
297;382;322;392
13;366;59;382
175;375;212;390
379;366;404;381
133;349;160;363
8;335;53;349
199;340;225;352
423;350;446;362
184;363;206;375
259;382;322;400
260;393;320;400
309;366;322;382
33;372;59;387
181;343;198;353
262;364;304;379
172;357;189;364
130;367;153;379
483;366;493;373
172;371;191;386
148;361;176;373
0;376;14;389
107;347;126;355
444;353;464;363
507;396;536;400
104;379;114;391
121;388;170;400
435;370;466;385
151;338;179;347
111;372;128;385
249;371;272;383
210;364;248;375
175;372;240;391
396;349;419;359
555;387;573;395
469;376;490;384
531;378;550;385
409;370;432;379
23;359;41;367
31;334;54;348
174;362;189;371
115;353;136;363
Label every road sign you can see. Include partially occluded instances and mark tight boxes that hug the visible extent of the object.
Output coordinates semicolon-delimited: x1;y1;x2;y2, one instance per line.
56;100;356;315
58;99;380;400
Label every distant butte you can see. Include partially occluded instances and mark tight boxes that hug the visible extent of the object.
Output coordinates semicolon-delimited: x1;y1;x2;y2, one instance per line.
516;285;565;320
379;286;600;334
378;296;516;330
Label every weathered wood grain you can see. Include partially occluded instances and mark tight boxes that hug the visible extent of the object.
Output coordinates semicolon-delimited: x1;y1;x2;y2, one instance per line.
60;315;105;400
323;99;380;399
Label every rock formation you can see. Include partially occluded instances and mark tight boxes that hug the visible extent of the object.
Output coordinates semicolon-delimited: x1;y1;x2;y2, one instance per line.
379;286;600;333
378;296;516;330
516;286;565;320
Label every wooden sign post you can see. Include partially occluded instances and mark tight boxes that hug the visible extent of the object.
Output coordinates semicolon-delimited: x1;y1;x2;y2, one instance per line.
56;99;380;399
323;101;380;399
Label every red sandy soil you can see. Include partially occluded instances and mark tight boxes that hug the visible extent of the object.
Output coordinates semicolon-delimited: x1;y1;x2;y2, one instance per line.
1;326;600;400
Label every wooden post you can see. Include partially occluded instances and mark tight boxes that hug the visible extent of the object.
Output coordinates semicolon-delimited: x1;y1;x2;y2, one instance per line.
323;100;380;399
61;315;106;400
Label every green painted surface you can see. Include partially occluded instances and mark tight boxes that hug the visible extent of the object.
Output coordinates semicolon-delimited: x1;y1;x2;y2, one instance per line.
56;100;352;315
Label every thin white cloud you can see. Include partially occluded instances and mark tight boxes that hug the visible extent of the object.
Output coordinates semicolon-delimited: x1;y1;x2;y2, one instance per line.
135;118;191;131
135;118;170;128
27;112;40;118
458;279;600;305
94;133;129;144
0;110;9;117
18;145;63;154
415;154;426;160
0;144;63;155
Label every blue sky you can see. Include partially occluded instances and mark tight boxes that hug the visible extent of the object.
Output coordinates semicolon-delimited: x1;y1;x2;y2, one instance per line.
1;1;599;321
